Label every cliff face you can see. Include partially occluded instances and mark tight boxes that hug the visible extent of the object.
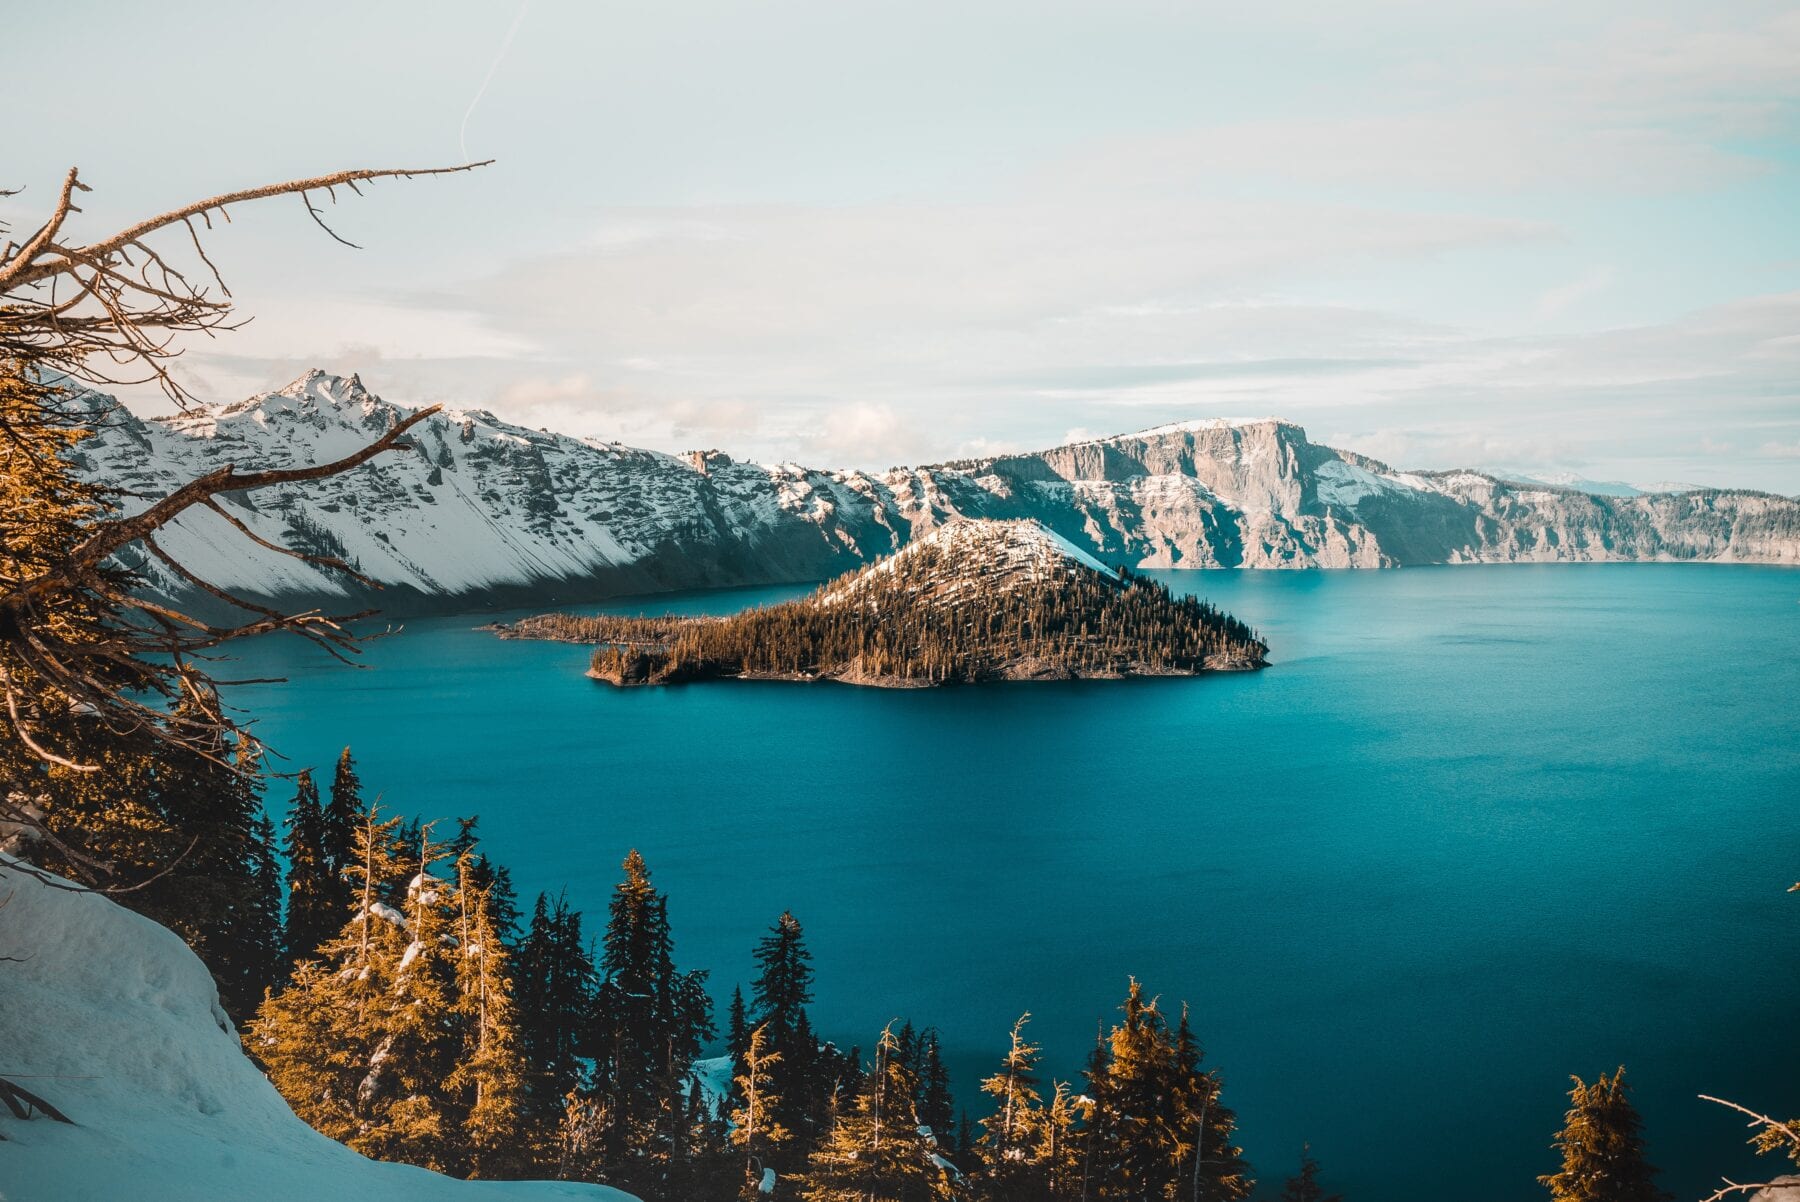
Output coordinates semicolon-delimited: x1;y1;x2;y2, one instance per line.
913;420;1391;568
70;372;1800;612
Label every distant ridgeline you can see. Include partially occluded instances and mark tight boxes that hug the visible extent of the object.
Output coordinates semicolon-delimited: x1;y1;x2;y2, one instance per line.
493;519;1269;686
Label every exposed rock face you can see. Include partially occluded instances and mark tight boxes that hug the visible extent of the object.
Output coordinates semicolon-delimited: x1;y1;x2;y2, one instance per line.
70;372;1800;612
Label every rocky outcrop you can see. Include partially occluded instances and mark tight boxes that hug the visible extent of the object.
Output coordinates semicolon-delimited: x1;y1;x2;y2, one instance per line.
71;372;1800;614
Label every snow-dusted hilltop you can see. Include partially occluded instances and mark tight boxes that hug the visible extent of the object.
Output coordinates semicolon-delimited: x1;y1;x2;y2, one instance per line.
816;517;1115;607
501;517;1268;686
73;370;1800;612
0;857;634;1202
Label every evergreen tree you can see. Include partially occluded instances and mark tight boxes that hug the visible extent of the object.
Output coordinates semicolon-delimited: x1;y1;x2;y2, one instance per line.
354;820;462;1170
258;799;543;1179
245;807;286;999
917;1030;955;1150
448;851;530;1178
1082;983;1251;1201
1173;1003;1252;1201
675;1075;737;1202
282;770;337;963
196;737;284;1017
251;802;410;1150
751;910;815;1039
515;891;596;1142
588;850;715;1198
0;364;129;817
726;984;751;1109
800;1024;953;1202
1539;1068;1669;1202
127;717;286;1019
1040;1081;1083;1200
448;814;521;948
1282;1145;1343;1202
323;746;362;878
1078;1026;1113;1202
730;1023;793;1199
750;909;822;1148
975;1013;1049;1201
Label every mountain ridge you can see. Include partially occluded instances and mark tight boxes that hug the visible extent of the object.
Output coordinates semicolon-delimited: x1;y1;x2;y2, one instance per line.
70;369;1800;614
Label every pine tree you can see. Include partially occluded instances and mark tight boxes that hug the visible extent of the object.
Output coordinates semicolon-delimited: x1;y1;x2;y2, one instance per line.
250;802;409;1149
1040;1081;1083;1200
730;1023;793;1199
1173;1003;1252;1201
1539;1068;1669;1202
448;814;521;948
726;984;752;1110
1282;1145;1343;1202
282;771;337;963
750;909;821;1147
917;1030;955;1151
588;850;714;1197
800;1024;952;1202
199;737;284;1017
0;365;125;812
323;747;362;879
448;851;530;1178
245;807;286;996
359;821;461;1170
128;716;286;1019
752;910;816;1040
1078;1026;1112;1202
515;891;595;1142
675;1075;737;1201
976;1013;1048;1201
1083;983;1251;1201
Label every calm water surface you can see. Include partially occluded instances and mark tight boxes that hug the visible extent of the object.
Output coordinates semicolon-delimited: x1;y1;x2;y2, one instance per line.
223;565;1800;1201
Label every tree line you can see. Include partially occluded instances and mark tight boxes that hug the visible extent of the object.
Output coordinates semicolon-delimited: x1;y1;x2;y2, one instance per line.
241;752;1277;1201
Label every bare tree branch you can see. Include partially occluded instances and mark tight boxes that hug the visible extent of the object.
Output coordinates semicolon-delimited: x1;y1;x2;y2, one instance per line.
0;160;480;776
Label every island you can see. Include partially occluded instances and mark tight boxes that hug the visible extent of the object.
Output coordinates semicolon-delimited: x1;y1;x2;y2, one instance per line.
489;519;1269;686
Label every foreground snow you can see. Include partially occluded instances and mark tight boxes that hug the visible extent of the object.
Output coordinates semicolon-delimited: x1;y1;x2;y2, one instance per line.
0;856;635;1202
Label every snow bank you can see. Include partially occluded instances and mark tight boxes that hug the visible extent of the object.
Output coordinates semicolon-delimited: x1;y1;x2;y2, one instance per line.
0;856;635;1202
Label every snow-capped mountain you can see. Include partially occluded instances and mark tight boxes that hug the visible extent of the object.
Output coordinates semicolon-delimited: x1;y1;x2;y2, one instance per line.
0;856;633;1202
71;370;1800;613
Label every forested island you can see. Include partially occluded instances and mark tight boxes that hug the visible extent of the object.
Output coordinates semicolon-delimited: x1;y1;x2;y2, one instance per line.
490;519;1268;686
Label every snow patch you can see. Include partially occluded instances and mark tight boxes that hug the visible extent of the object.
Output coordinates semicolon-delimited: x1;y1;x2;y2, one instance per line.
0;855;635;1202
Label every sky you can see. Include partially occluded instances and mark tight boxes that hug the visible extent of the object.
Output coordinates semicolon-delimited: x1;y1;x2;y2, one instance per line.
5;0;1798;489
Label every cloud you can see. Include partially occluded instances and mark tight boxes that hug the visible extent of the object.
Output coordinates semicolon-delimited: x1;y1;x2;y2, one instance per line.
984;358;1422;393
799;403;930;467
1534;268;1616;322
77;0;1795;493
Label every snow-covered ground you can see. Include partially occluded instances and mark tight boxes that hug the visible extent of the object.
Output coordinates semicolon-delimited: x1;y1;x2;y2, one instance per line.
0;856;636;1202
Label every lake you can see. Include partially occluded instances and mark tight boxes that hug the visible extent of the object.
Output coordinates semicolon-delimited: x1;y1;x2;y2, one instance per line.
221;564;1800;1200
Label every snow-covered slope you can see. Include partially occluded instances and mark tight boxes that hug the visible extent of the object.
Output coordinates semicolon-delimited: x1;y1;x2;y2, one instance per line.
70;371;1800;614
0;856;635;1202
819;518;1115;607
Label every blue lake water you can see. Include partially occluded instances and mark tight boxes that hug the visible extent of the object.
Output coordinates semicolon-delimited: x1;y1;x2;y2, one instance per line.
221;565;1800;1200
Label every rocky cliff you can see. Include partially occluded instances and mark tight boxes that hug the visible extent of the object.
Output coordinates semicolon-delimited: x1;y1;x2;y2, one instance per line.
71;372;1800;613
